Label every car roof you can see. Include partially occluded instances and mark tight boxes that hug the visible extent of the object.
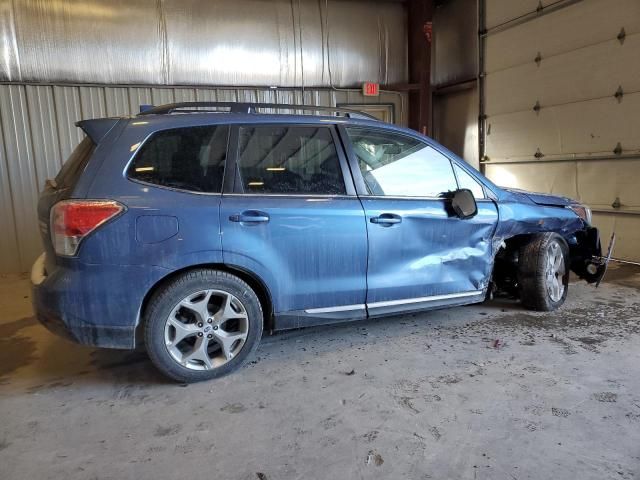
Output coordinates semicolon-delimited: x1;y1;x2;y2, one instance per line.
127;111;421;138
124;101;415;136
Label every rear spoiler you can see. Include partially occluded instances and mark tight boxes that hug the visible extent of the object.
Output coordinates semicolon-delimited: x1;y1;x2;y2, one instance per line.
75;118;120;144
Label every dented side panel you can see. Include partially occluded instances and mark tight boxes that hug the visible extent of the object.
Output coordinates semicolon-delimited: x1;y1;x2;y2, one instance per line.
362;198;499;303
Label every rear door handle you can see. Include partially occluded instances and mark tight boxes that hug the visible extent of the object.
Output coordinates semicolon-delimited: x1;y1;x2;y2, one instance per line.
370;213;402;226
229;210;270;224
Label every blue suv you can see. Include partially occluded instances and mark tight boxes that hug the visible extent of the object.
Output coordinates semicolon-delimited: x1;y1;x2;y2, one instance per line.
32;102;608;382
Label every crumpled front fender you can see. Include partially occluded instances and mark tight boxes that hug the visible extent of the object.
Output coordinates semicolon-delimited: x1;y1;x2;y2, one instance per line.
491;200;605;284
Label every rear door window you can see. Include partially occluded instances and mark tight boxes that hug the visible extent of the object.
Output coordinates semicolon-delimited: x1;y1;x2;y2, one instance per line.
128;125;229;193
55;137;95;189
236;125;346;195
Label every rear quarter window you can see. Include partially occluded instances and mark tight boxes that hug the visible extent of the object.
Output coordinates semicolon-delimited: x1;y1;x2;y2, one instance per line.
55;137;96;189
128;125;229;193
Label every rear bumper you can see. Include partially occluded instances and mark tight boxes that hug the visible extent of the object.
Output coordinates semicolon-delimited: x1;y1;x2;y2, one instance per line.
31;253;167;349
34;304;135;348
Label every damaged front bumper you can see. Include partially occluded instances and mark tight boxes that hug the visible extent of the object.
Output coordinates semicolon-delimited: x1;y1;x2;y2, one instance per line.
570;227;615;285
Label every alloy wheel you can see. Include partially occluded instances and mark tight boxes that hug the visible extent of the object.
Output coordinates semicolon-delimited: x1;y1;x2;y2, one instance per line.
545;242;566;302
164;289;249;370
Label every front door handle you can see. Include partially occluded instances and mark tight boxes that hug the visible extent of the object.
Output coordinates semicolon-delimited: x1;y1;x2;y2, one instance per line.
370;213;402;226
229;210;270;224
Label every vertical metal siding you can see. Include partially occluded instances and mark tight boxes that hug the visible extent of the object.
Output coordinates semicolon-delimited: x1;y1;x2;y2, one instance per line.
127;88;153;114
25;86;58;187
53;86;83;158
79;87;107;119
0;85;40;271
0;82;407;273
0;107;20;273
104;87;130;117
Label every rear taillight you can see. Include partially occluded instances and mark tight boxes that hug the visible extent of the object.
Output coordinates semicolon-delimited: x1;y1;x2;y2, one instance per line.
50;200;124;256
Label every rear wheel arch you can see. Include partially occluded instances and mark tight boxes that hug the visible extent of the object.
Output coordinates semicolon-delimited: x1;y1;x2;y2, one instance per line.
135;263;274;346
144;268;263;382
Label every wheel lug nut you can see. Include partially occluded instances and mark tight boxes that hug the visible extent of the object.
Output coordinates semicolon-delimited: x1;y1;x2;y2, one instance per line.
207;334;213;339
207;318;213;323
197;322;203;327
213;325;218;330
198;332;203;337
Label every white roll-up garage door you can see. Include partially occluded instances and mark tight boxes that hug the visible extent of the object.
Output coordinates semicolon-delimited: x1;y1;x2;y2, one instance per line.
482;0;640;261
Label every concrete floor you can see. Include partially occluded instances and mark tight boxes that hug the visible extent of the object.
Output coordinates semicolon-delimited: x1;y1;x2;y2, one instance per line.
1;265;639;480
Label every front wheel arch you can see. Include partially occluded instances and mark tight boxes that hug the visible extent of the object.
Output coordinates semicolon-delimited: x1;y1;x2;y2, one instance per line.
518;232;570;311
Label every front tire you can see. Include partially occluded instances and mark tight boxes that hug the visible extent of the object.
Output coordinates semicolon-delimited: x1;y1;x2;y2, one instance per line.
518;233;569;311
144;269;263;383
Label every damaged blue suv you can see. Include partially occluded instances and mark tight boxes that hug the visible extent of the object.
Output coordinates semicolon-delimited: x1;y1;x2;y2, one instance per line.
32;102;609;382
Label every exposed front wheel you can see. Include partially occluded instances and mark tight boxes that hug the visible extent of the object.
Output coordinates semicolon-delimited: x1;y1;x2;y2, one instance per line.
518;233;569;311
144;269;263;382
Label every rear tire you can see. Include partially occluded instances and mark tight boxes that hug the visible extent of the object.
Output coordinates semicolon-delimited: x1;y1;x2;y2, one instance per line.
518;233;569;311
144;269;263;383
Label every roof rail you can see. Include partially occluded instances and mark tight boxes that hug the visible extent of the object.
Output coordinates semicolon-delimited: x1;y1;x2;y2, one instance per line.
137;101;379;121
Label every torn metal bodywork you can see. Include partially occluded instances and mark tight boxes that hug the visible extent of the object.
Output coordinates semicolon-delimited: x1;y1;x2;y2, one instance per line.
487;186;606;295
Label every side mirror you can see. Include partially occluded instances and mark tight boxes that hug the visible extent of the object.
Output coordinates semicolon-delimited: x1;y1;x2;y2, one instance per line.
451;189;477;219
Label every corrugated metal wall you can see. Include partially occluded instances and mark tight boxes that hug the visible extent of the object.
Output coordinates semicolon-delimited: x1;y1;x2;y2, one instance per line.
0;83;407;273
482;0;640;261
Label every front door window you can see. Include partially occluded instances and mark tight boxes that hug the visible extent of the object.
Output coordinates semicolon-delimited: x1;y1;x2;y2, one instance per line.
345;127;458;198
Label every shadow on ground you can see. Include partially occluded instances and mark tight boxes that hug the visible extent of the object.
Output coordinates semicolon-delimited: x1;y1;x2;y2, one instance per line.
1;264;638;390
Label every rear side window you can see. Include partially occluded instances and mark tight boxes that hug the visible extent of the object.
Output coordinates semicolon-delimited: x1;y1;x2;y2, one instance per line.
236;125;346;195
55;137;95;189
128;125;229;193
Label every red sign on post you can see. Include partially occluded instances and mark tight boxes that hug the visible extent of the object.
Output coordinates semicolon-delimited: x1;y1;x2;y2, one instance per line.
362;82;380;97
424;21;433;43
